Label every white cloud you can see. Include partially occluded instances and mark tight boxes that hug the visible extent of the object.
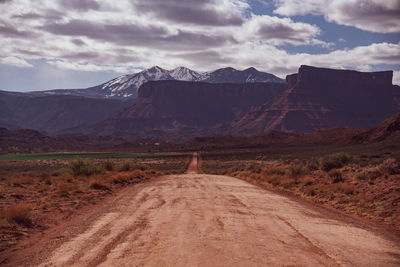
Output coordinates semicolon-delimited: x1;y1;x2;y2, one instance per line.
47;60;134;73
0;0;397;84
238;15;321;45
0;56;33;67
273;0;400;33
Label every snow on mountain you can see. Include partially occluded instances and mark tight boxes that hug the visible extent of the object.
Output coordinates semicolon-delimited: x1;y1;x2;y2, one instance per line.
169;66;204;81
201;67;284;84
31;66;284;100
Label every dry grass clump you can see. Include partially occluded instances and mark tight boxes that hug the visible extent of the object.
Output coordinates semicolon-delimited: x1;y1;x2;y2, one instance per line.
356;168;382;180
69;158;104;177
379;158;400;175
118;162;132;172
89;177;111;191
56;182;78;197
4;203;32;226
328;170;344;183
331;183;354;195
102;160;114;171
288;162;308;178
319;152;351;171
267;166;286;176
302;177;313;186
280;178;296;188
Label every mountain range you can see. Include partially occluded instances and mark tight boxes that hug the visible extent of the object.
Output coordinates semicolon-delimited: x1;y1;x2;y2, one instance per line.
1;64;399;143
30;66;284;100
80;65;400;141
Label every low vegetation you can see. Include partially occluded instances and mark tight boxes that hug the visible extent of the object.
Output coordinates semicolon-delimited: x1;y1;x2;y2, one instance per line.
202;151;400;230
0;153;191;251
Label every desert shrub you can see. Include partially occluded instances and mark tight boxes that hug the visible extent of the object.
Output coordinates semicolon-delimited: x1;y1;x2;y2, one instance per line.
4;203;32;226
319;157;341;171
332;152;352;164
306;159;319;171
119;162;132;172
69;158;85;176
379;158;400;175
69;159;104;176
267;175;282;186
89;178;111;191
102;161;114;171
302;177;313;186
333;184;354;195
56;182;77;197
131;163;148;171
228;165;246;173
267;167;286;176
245;162;259;170
81;165;104;176
288;162;307;178
356;168;382;180
328;170;344;183
281;178;296;188
112;174;130;184
305;186;317;196
320;152;351;172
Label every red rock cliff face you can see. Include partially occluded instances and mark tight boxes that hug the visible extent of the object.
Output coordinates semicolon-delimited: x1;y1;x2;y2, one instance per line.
232;65;400;135
91;80;285;139
296;65;392;88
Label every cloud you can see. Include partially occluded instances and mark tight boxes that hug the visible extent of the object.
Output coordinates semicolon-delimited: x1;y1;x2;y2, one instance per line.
41;19;236;50
239;15;321;45
59;0;100;12
132;0;247;26
0;21;33;37
0;56;33;67
47;60;132;73
0;0;397;86
273;0;400;33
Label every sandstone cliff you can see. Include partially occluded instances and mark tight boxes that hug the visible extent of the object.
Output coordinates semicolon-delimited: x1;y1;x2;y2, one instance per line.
231;65;400;135
89;80;285;140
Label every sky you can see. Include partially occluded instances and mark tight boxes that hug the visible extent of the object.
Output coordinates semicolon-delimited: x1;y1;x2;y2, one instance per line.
0;0;399;92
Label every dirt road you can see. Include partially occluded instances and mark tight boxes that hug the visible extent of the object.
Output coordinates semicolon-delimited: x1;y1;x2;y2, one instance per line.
24;154;400;266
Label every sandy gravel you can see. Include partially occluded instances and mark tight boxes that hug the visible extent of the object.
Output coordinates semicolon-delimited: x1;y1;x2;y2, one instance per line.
21;155;400;266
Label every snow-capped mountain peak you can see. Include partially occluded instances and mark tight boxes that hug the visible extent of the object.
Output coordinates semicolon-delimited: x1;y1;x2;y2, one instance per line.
36;66;284;100
169;66;204;81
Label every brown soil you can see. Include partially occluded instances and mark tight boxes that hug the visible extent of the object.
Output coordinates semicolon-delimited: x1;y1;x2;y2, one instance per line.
2;154;400;266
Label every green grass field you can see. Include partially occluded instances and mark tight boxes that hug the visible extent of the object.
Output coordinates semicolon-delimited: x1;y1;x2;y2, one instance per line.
0;152;182;161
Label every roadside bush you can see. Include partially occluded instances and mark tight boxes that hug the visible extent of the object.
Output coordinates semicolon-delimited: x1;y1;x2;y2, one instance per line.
304;186;317;196
267;167;286;176
379;158;400;175
320;152;351;172
333;184;354;195
356;168;382;180
69;158;85;176
112;174;130;185
328;170;344;183
56;182;77;197
119;162;132;172
281;178;296;188
4;203;32;226
306;159;319;171
288;162;307;178
89;178;111;191
302;177;313;186
245;162;259;171
332;152;352;164
102;161;114;171
69;158;103;176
